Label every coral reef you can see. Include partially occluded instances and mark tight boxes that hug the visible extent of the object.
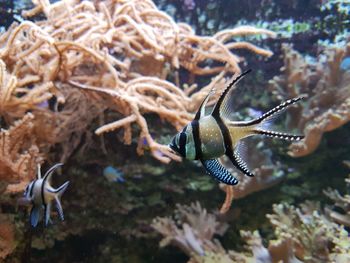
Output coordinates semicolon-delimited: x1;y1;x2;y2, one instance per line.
269;43;350;157
153;201;350;263
0;0;279;260
324;160;350;227
0;113;42;194
0;0;276;163
0;214;15;260
152;202;229;258
1;0;349;262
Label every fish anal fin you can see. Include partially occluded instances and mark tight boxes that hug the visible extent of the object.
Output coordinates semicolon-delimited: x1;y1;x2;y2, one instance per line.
235;141;248;161
201;159;238;185
55;197;65;221
227;152;254;177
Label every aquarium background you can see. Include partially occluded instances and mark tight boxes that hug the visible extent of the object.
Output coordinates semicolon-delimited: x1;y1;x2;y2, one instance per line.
0;0;349;262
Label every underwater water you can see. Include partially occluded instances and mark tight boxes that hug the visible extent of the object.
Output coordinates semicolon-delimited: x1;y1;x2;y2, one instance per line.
0;0;350;262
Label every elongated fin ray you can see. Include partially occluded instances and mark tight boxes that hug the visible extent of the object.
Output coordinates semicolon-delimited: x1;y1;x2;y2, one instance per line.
249;97;304;126
43;163;63;182
228;153;255;177
201;159;238;185
44;203;51;226
254;130;304;141
212;69;251;119
194;89;215;120
55;197;65;221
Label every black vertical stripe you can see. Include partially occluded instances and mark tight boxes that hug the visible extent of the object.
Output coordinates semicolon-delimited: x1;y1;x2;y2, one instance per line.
29;181;36;199
178;132;187;158
191;120;202;160
214;116;233;156
41;178;48;206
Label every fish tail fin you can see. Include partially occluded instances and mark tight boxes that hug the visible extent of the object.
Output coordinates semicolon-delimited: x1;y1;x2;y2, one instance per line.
53;181;69;221
250;97;305;141
53;181;69;197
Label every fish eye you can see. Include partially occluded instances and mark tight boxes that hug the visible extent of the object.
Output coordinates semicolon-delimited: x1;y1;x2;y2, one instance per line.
179;132;187;147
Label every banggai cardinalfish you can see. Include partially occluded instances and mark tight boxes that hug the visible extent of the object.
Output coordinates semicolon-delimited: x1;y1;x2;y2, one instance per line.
169;70;304;185
23;163;69;227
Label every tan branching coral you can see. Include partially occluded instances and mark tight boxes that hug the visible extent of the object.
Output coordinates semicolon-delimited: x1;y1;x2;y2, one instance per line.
266;202;350;262
152;201;350;263
0;58;53;122
269;43;350;157
0;214;15;260
0;113;42;193
0;0;275;163
152;202;229;259
324;161;350;227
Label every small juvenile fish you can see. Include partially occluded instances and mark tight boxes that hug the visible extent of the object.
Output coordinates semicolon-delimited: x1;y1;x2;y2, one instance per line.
169;70;304;185
23;163;69;227
103;166;125;183
340;57;350;71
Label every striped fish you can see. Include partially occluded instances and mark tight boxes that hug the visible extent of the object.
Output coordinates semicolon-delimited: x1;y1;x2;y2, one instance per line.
23;163;69;227
169;70;304;185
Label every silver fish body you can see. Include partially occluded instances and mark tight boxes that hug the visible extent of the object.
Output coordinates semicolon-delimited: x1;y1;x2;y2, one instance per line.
169;70;304;185
23;163;69;227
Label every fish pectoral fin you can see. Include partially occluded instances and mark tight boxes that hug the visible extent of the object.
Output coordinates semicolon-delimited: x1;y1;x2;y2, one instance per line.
30;205;40;227
227;152;255;177
55;197;65;221
201;159;238;185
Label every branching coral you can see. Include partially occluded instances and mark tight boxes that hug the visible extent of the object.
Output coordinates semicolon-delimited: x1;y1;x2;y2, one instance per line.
0;58;53;123
0;113;42;193
153;201;350;263
266;202;350;262
0;0;276;163
0;214;15;260
269;43;350;157
324;160;350;227
152;202;228;259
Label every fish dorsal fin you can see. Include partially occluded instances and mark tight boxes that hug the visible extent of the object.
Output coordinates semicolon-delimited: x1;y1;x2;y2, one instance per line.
211;69;251;120
37;164;42;179
194;89;216;120
43;163;64;183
